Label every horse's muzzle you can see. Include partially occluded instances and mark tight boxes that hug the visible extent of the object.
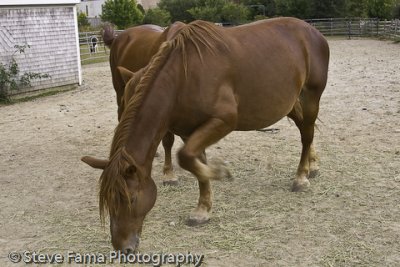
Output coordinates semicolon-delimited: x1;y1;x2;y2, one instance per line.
118;234;140;255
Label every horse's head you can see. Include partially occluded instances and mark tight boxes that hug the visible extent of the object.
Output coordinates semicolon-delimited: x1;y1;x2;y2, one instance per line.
81;147;156;253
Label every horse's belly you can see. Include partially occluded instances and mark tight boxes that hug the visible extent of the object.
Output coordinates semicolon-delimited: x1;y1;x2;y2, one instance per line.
235;90;298;131
236;105;293;130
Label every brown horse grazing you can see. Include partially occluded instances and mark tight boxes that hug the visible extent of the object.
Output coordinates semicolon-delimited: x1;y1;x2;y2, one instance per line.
102;23;185;185
82;18;329;252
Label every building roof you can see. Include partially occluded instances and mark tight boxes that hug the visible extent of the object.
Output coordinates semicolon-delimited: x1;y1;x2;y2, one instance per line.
0;0;80;5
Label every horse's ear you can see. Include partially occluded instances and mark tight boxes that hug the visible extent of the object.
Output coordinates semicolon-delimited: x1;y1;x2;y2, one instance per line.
164;21;186;41
81;156;109;170
117;66;135;84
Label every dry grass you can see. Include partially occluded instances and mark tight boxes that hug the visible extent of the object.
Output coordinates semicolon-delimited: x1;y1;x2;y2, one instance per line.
0;39;399;266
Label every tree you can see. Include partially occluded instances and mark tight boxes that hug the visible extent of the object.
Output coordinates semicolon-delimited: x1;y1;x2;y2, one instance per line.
275;0;312;18
101;0;144;29
221;2;250;24
137;3;145;15
344;0;368;17
77;12;90;30
367;0;397;19
143;7;171;26
240;0;276;18
309;0;346;18
188;5;222;22
158;0;197;22
274;0;361;18
188;0;249;24
393;1;400;18
188;0;225;22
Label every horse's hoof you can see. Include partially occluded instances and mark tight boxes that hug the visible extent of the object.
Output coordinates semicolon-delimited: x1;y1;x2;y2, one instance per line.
186;216;210;227
210;159;233;181
162;180;179;186
217;166;233;181
309;169;320;178
291;179;310;192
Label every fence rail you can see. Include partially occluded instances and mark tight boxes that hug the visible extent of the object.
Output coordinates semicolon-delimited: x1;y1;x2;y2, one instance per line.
305;18;400;38
79;31;106;64
79;18;400;64
79;30;124;64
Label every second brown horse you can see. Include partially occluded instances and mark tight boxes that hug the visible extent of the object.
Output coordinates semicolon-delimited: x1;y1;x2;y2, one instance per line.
102;23;185;185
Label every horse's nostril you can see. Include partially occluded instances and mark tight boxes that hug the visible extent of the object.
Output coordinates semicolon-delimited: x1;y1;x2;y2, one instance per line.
124;247;134;255
134;236;140;247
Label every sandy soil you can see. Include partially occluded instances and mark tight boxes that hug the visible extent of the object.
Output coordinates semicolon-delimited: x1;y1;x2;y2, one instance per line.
0;38;399;267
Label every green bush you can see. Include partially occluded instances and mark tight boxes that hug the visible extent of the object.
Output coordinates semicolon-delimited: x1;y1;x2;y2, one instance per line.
188;0;249;24
253;15;269;21
101;0;143;29
158;0;197;22
77;12;90;30
188;6;221;22
0;45;50;102
221;2;249;24
143;7;171;26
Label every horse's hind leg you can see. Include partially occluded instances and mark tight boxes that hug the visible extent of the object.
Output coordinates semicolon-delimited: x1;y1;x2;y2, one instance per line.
308;143;319;178
288;89;321;192
161;131;178;186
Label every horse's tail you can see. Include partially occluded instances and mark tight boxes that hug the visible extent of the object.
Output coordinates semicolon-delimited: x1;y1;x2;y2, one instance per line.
102;24;115;48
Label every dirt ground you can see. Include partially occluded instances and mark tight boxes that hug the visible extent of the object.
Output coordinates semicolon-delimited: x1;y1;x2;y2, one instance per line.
1;38;399;267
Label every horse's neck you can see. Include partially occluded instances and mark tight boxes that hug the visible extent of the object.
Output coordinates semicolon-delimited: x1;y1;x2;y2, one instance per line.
124;72;177;168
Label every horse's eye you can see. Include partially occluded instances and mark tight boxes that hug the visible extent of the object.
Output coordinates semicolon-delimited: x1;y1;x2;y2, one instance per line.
125;165;136;177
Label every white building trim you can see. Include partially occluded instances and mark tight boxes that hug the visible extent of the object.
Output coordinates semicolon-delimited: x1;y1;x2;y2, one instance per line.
0;0;80;5
73;5;82;86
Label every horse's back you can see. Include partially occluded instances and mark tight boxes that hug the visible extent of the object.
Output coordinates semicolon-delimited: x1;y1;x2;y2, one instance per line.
109;25;165;107
111;25;164;70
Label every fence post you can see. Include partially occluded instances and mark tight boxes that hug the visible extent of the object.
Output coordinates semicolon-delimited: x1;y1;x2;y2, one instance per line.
347;19;351;39
384;19;387;35
376;19;379;36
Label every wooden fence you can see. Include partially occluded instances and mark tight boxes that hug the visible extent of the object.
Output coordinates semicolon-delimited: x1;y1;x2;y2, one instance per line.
79;18;400;64
305;18;400;39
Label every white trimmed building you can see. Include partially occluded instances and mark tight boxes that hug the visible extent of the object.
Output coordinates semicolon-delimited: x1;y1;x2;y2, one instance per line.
0;0;82;96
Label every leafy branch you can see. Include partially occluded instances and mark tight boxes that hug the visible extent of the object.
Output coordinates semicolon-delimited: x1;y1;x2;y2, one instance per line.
0;44;50;102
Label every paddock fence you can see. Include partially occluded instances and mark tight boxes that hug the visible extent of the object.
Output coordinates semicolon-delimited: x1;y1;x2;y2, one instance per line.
305;18;400;39
79;30;119;64
79;18;400;64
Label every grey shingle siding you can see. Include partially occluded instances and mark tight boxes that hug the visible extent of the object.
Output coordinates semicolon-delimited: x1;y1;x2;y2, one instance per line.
0;5;80;95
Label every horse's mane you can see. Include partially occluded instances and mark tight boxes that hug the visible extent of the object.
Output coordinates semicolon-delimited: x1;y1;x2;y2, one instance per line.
99;21;228;220
99;146;135;222
119;67;146;117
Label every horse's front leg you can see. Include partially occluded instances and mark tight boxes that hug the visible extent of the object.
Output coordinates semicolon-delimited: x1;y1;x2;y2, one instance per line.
178;117;235;226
